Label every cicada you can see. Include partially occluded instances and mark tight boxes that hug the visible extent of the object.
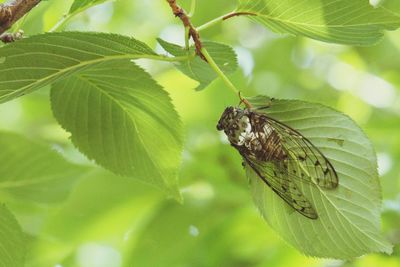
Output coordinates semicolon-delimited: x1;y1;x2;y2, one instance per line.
217;106;338;219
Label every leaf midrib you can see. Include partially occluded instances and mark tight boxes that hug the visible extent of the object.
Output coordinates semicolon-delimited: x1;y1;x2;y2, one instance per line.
0;53;161;102
75;75;170;189
0;173;74;189
243;10;400;28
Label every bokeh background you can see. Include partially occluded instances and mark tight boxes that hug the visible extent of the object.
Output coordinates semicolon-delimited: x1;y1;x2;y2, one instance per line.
0;0;399;266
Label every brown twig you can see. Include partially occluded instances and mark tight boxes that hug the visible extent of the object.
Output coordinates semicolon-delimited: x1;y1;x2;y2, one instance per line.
222;11;257;21
0;0;41;38
165;0;206;61
239;92;253;109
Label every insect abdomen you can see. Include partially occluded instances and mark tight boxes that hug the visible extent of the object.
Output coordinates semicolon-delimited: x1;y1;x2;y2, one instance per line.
247;114;287;162
259;130;287;161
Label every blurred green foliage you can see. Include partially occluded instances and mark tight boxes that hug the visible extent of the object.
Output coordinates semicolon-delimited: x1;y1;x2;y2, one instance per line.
0;0;399;266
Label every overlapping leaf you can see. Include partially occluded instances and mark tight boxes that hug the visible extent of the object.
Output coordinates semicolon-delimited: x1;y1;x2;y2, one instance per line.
158;39;237;90
0;132;87;203
0;32;156;103
50;60;183;199
0;32;184;199
237;0;400;45
245;96;391;259
0;205;25;267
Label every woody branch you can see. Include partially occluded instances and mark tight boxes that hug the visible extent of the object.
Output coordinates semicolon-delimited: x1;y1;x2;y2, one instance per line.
0;0;41;42
165;0;206;61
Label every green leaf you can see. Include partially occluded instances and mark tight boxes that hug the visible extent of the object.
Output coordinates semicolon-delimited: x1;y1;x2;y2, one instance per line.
0;32;157;104
158;39;237;91
245;96;391;259
69;0;113;14
0;204;25;267
45;170;162;242
379;0;400;17
0;132;88;203
237;0;400;45
124;202;221;267
24;170;163;267
50;60;183;200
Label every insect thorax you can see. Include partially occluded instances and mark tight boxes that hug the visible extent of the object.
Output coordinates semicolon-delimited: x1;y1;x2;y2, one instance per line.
217;107;286;161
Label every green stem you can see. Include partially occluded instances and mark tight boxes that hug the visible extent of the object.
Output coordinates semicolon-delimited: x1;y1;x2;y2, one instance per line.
201;47;252;108
197;11;256;32
188;0;196;17
201;47;239;95
144;54;194;62
184;26;190;51
49;11;77;32
197;13;229;32
49;2;108;32
13;12;29;33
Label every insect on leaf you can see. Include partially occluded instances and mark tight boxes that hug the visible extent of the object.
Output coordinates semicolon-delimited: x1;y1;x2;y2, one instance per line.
217;101;338;219
217;95;391;259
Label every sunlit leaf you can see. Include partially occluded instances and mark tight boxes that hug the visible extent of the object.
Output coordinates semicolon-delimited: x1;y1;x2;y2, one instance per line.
0;132;88;203
50;60;183;200
69;0;113;14
158;38;237;91
0;32;156;103
245;96;392;259
0;204;25;267
237;0;400;45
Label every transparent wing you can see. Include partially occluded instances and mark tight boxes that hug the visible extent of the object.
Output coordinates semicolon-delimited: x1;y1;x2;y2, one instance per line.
243;155;318;219
259;115;338;189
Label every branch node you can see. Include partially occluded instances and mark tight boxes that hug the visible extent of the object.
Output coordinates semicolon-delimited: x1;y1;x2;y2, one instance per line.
165;0;206;61
239;92;253;109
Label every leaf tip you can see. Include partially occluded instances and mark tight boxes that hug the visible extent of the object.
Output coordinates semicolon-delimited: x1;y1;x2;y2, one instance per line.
167;186;184;204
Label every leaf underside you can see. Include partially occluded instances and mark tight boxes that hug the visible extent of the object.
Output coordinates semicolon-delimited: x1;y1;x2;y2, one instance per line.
237;0;400;45
0;32;183;199
51;60;183;200
245;96;391;259
0;32;156;104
